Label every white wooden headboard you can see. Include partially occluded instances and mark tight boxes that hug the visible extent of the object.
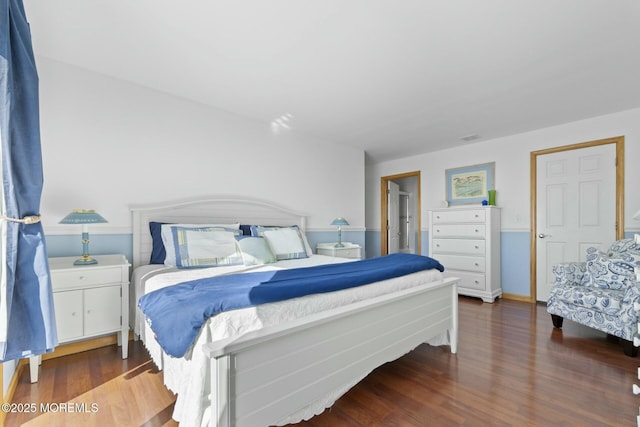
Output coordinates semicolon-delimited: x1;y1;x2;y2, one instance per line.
129;195;307;269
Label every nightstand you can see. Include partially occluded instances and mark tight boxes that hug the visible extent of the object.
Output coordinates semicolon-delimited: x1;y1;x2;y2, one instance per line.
316;242;362;259
29;254;130;382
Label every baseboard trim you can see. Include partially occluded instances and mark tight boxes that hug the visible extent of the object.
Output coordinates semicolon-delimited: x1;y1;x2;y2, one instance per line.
41;334;126;361
502;292;535;303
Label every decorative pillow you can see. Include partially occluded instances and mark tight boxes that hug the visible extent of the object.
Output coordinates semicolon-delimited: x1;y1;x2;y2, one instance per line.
250;225;308;260
149;221;168;264
249;225;313;257
583;249;635;290
160;223;241;267
237;236;276;265
169;227;243;269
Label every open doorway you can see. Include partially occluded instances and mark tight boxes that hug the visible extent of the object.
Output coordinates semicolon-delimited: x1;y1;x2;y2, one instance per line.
381;171;421;256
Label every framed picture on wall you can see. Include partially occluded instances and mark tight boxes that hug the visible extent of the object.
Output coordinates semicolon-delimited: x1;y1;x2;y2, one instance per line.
445;162;495;205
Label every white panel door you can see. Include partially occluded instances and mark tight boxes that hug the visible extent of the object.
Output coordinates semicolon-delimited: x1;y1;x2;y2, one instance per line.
387;181;400;254
536;144;616;301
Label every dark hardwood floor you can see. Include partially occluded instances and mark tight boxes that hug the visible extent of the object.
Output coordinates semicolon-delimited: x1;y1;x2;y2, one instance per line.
7;297;640;426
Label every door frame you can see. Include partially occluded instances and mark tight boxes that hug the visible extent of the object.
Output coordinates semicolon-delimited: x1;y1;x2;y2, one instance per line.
380;171;421;256
530;136;625;302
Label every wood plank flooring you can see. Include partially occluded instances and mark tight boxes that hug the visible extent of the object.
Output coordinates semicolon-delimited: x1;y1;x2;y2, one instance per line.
6;297;640;426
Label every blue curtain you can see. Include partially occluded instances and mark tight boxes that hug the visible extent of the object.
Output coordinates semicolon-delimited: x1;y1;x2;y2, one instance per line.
0;0;57;361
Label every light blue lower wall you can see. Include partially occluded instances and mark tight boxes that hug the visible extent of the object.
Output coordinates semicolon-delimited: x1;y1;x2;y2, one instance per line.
46;234;133;262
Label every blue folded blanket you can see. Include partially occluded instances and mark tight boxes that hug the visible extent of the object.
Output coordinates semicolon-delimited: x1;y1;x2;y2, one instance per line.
139;253;444;357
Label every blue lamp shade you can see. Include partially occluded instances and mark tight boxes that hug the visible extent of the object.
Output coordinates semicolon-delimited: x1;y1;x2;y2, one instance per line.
330;217;349;248
59;210;107;265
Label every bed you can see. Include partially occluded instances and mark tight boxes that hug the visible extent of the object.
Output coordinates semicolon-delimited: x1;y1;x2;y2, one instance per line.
129;195;459;427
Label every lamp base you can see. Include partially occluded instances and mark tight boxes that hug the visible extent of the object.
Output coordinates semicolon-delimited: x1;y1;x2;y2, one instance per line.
74;256;98;265
334;242;345;248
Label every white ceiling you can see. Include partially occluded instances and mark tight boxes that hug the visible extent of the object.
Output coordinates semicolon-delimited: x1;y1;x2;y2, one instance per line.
23;1;640;163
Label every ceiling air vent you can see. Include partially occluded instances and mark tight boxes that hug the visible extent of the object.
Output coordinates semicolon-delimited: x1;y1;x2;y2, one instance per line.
460;134;481;142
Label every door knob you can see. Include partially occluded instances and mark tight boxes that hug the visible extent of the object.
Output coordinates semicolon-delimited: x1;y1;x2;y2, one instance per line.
538;233;549;238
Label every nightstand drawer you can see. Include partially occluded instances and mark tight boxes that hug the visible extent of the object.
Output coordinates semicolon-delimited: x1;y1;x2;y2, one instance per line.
50;268;122;291
336;248;360;258
316;243;362;259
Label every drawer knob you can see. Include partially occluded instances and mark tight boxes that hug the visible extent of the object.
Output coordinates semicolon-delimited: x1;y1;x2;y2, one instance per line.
79;276;85;280
475;280;480;284
474;229;479;233
474;263;479;266
71;312;77;316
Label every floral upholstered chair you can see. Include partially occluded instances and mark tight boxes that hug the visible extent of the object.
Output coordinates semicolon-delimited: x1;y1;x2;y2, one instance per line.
547;238;640;356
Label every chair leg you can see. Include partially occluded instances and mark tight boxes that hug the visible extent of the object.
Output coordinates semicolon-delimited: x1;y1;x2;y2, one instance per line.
621;339;638;357
550;314;563;328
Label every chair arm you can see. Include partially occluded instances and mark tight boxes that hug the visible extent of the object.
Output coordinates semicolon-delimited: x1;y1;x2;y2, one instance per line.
552;262;587;286
620;279;640;326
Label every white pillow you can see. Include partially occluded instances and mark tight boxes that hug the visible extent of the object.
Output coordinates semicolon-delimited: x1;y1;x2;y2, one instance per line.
161;223;240;267
261;227;308;260
237;237;277;265
250;225;313;257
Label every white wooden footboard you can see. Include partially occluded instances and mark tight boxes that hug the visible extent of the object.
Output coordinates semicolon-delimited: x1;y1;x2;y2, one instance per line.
203;277;459;427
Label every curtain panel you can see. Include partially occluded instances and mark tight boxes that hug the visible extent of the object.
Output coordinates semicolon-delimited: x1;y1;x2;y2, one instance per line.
0;0;57;361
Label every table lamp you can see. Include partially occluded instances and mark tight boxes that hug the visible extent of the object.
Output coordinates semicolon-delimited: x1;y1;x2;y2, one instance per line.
59;209;107;265
330;217;349;248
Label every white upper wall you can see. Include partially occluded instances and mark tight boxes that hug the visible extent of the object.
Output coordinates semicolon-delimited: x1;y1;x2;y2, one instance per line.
37;58;365;233
366;108;640;232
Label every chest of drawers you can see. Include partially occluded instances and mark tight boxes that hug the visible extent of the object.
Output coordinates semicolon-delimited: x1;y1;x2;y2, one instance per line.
428;207;501;302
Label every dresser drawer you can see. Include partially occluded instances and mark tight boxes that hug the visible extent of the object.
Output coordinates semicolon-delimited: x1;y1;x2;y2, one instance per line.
436;254;485;272
431;224;486;239
432;209;485;224
51;267;122;291
431;239;485;256
445;271;486;291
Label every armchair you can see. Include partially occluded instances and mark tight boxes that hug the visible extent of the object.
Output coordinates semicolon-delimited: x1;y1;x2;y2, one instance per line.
547;239;640;356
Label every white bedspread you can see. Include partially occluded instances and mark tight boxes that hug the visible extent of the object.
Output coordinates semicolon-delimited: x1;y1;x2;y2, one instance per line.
132;255;444;426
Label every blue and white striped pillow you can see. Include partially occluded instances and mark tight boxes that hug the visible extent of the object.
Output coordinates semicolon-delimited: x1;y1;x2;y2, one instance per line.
168;226;243;269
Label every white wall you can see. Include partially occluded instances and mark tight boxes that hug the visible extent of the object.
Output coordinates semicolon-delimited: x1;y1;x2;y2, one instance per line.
37;58;365;235
367;108;640;233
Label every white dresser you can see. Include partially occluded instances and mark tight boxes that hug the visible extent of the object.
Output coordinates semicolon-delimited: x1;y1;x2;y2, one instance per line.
428;206;501;303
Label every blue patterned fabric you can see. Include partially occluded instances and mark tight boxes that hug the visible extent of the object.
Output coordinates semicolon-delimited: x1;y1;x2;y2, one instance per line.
547;240;640;341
